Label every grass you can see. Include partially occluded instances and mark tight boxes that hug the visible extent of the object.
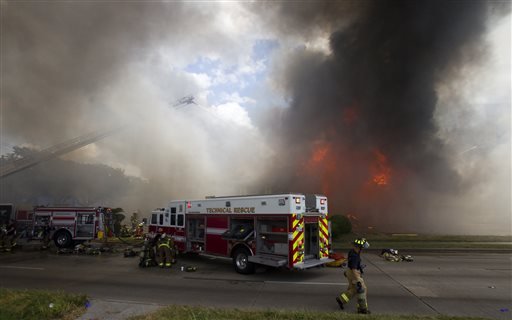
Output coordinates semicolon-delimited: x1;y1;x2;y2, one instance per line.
128;305;491;320
0;288;87;320
332;234;512;250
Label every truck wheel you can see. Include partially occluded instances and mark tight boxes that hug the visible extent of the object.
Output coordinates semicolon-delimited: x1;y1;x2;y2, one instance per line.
233;247;255;274
54;231;72;248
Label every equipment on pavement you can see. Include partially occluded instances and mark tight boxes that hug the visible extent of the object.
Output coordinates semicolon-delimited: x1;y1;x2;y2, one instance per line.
380;248;414;262
326;252;346;267
124;247;137;257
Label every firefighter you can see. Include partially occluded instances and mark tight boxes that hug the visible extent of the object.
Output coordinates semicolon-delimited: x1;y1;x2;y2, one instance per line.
41;222;52;250
157;233;174;268
139;232;158;267
0;223;6;251
336;238;371;314
3;220;17;252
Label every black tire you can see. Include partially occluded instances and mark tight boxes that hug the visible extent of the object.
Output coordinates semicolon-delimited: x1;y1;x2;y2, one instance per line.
232;247;255;274
54;231;73;248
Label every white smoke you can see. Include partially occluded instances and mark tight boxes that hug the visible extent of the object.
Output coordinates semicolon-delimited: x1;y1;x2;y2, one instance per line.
434;15;511;235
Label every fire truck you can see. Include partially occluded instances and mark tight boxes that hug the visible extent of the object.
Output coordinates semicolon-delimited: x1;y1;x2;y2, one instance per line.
0;203;17;226
148;193;333;274
31;207;111;248
0;203;34;237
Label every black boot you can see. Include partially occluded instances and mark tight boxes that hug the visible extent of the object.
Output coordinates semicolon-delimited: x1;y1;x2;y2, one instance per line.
335;297;344;310
357;308;371;314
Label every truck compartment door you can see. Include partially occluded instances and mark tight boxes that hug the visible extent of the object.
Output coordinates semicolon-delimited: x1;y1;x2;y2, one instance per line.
76;212;94;238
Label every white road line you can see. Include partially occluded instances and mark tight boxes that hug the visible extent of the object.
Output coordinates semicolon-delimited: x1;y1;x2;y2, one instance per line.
184;277;347;286
265;280;347;286
0;266;44;271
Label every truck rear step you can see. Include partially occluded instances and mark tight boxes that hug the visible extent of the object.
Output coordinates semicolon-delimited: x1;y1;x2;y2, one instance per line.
248;254;287;267
294;258;334;269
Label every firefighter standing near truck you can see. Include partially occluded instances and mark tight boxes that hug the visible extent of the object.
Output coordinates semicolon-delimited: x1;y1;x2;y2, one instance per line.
3;220;17;252
41;221;52;250
336;238;371;314
157;233;174;268
0;223;6;251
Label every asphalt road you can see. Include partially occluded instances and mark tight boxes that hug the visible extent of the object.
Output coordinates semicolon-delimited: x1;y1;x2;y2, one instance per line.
0;247;511;320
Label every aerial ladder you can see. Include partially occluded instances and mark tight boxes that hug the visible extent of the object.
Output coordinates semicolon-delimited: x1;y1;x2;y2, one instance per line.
0;126;124;179
0;96;196;179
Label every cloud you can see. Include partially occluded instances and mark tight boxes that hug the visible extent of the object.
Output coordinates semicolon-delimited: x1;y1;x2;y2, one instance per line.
218;92;256;105
211;102;254;129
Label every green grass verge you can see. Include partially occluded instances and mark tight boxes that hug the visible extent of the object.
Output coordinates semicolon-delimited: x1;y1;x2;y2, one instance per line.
0;288;87;320
333;234;512;250
128;305;490;320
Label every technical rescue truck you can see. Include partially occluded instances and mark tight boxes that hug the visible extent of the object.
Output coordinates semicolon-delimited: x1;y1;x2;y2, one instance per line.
148;194;333;274
31;207;111;248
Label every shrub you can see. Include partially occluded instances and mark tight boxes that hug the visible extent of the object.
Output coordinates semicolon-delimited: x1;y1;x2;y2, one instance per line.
330;215;352;239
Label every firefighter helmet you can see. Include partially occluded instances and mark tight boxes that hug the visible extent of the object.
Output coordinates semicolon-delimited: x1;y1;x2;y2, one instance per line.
354;238;370;249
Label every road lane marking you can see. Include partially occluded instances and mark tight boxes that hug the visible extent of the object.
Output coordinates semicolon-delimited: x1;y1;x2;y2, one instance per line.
184;277;346;286
265;281;347;286
0;266;44;270
365;256;441;315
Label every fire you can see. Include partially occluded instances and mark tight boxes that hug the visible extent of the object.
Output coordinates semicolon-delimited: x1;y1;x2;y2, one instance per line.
370;149;391;186
312;146;328;163
373;173;389;185
301;141;337;195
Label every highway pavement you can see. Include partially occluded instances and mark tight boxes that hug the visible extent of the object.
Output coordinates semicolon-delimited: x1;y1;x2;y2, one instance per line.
0;247;510;319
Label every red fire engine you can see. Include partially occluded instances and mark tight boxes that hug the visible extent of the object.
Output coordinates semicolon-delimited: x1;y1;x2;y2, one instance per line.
32;207;111;248
148;193;333;274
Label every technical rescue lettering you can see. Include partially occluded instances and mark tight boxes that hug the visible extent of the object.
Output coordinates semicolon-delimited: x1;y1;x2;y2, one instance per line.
206;207;255;214
234;207;255;214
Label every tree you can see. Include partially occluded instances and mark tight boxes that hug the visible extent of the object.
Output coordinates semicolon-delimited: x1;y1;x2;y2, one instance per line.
111;208;125;236
330;215;352;239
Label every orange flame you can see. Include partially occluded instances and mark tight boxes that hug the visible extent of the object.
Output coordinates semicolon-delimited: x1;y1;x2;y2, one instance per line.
301;142;337;195
370;150;391;186
312;146;329;163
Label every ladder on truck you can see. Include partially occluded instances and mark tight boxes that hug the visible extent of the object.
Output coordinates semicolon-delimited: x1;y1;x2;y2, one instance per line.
0;96;196;179
0;126;124;179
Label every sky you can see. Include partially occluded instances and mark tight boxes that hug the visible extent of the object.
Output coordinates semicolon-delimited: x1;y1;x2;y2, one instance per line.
1;1;510;234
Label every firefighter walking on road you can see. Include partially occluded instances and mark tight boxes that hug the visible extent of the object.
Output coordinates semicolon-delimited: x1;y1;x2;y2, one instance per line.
157;233;174;268
336;238;371;314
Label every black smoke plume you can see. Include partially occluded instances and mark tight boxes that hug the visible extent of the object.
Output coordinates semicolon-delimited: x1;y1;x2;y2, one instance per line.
261;0;509;232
